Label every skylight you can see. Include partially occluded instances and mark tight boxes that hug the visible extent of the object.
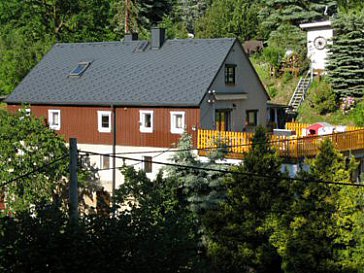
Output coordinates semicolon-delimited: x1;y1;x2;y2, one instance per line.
69;62;90;77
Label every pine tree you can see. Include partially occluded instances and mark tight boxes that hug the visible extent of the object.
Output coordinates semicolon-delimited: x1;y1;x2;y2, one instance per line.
259;0;337;38
174;0;211;33
326;9;364;97
166;133;227;217
203;127;289;273
270;139;361;273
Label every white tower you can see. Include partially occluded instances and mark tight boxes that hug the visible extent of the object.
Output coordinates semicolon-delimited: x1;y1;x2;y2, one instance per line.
300;21;333;73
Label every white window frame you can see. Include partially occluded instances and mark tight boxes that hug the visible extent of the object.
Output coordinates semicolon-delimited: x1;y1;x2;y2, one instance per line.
97;111;112;133
48;109;61;130
170;111;185;134
139;110;153;133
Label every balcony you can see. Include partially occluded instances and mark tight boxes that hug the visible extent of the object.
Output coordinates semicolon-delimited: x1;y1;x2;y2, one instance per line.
197;122;364;160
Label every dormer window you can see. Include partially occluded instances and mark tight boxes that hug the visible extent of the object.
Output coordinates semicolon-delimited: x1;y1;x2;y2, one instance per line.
225;64;236;85
69;62;90;77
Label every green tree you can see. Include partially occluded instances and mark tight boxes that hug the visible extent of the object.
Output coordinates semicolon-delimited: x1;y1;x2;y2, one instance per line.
270;139;360;273
327;9;364;97
204;127;288;273
0;109;68;214
311;79;338;114
165;133;227;218
0;163;200;272
174;0;212;33
259;0;336;39
195;0;262;41
0;0;121;96
0;109;99;215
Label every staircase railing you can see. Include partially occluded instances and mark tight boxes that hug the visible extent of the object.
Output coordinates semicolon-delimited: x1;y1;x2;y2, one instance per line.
288;70;312;111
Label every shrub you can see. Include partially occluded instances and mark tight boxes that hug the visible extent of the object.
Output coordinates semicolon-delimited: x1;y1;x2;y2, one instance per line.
351;100;364;126
312;80;338;114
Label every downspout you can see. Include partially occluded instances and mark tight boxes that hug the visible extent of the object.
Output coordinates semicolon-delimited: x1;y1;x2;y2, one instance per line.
112;105;116;206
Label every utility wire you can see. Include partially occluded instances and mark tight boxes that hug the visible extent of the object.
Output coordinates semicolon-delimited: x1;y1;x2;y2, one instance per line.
78;128;364;157
0;155;68;188
78;150;364;188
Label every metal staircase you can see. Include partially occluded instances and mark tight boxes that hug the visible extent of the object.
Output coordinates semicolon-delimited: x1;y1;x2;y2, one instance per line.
288;71;312;113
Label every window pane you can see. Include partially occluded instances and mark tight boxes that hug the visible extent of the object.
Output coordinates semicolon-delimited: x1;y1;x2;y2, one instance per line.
225;65;236;84
144;113;151;128
52;112;59;125
247;110;258;126
102;155;110;169
175;115;183;128
102;115;109;128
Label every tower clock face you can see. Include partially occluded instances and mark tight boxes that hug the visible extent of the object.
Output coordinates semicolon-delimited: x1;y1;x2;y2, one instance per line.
313;36;327;50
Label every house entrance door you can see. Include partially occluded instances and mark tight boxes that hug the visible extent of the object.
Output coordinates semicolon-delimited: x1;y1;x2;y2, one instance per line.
215;110;231;131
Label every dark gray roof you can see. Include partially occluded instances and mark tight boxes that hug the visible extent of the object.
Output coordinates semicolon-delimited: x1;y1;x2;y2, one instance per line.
6;38;236;107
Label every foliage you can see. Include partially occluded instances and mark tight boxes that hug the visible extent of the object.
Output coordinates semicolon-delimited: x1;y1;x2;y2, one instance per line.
252;57;300;104
0;166;200;273
195;0;261;41
0;0;122;96
259;0;336;39
0;109;100;215
172;0;212;33
136;0;175;30
327;9;364;97
268;24;306;54
297;78;357;125
159;15;189;39
165;133;227;217
0;109;68;214
261;46;285;77
351;100;364;126
311;79;338;114
270;139;363;273
204;127;289;273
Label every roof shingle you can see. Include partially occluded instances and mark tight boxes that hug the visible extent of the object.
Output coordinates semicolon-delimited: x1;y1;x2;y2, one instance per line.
6;38;236;107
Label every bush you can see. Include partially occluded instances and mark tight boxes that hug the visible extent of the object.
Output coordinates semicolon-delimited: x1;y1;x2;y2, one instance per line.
312;80;338;114
268;85;278;98
352;100;364;126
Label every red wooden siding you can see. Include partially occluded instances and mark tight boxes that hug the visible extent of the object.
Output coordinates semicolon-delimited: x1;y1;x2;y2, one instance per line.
7;105;200;148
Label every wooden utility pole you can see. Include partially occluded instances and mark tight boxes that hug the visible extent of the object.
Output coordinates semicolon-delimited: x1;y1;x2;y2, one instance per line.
125;0;131;34
69;138;79;223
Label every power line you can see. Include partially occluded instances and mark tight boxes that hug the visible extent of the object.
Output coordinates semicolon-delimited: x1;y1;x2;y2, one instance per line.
0;155;68;188
78;150;364;188
77;128;364;157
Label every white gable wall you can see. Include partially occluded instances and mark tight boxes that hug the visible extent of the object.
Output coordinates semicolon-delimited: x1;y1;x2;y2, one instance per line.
200;41;268;131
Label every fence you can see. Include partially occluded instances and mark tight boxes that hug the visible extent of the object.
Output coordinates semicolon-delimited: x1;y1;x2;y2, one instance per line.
198;128;364;160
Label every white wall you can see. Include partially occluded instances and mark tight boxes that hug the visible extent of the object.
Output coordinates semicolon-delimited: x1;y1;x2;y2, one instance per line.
200;41;268;132
78;144;186;193
306;27;333;70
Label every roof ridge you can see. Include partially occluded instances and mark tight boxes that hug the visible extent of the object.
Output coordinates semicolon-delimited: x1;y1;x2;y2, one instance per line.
55;38;236;47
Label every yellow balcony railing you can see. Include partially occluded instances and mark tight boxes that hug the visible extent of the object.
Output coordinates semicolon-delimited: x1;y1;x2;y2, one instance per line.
198;127;364;160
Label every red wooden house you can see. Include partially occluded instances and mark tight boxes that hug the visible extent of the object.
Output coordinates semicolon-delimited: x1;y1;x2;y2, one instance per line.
6;28;269;192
